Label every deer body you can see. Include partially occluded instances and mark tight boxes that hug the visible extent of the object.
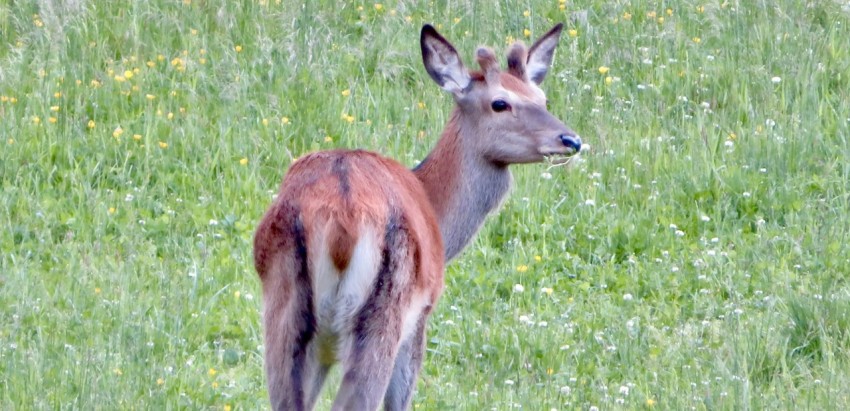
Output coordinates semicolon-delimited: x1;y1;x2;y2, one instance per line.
254;24;580;411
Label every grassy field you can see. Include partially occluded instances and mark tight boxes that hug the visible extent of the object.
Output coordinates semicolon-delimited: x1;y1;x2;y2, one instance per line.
2;0;850;409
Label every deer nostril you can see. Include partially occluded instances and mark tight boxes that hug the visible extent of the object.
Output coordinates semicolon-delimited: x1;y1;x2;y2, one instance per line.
559;134;582;153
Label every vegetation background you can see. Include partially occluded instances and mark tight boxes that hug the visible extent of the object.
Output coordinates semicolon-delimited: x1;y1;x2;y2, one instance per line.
2;0;850;409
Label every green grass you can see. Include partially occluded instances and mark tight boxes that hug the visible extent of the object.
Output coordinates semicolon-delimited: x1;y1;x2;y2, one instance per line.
2;0;850;409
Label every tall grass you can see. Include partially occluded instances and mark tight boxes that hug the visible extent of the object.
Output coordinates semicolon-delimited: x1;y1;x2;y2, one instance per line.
2;0;850;409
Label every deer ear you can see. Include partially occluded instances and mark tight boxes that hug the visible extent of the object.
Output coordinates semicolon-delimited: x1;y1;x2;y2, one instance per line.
527;23;563;84
421;25;471;96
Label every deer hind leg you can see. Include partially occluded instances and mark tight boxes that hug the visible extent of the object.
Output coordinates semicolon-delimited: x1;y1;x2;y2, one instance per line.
331;214;418;411
262;221;329;411
384;311;429;411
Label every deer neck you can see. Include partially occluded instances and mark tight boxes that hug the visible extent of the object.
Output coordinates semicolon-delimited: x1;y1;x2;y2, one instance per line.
413;109;513;261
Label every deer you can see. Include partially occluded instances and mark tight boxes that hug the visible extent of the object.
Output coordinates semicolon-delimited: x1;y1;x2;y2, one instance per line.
253;23;581;411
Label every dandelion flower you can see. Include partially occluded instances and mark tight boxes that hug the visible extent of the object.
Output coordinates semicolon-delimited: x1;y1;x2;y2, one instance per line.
692;37;701;44
516;265;528;273
281;117;290;124
324;136;333;143
167;112;174;120
146;94;156;100
240;158;248;166
605;76;613;85
48;117;57;123
156;378;165;385
523;28;531;38
598;66;610;75
208;368;217;377
374;3;383;11
133;134;142;140
113;126;124;138
341;89;351;97
87;120;96;129
32;116;41;125
235;45;243;53
262;118;269;126
159;141;168;149
568;29;578;37
124;70;134;79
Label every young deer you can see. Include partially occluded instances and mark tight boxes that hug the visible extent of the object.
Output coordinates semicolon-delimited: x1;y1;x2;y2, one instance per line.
253;24;580;411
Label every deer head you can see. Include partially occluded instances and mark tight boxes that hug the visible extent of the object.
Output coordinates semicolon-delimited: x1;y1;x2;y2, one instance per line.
420;23;581;166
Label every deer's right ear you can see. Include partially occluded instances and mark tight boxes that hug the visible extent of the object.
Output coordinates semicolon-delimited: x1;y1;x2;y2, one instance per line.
421;25;471;96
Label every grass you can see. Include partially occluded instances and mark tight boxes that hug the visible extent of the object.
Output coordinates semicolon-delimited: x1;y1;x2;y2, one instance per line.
2;0;850;409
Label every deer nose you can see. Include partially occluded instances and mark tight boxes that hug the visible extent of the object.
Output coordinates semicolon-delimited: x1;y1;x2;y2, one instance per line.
559;134;582;153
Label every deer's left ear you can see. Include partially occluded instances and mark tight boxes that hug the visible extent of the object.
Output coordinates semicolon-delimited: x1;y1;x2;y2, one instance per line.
421;24;471;96
526;23;563;84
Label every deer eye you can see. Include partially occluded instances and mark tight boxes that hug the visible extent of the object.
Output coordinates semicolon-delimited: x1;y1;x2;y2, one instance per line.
491;99;510;112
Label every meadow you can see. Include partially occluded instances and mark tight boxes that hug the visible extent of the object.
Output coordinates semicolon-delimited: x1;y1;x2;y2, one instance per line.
2;0;850;409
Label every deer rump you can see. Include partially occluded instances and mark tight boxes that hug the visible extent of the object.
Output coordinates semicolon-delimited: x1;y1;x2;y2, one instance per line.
254;150;444;411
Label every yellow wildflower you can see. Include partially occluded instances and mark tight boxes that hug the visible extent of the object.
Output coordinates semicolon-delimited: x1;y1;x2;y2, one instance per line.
281;117;290;124
262;118;269;126
54;92;62;98
523;28;531;38
516;265;528;273
240;158;248;166
235;45;243;53
50;105;60;112
623;11;632;20
157;378;165;385
87;120;96;129
146;94;156;100
605;76;613;85
523;10;530;17
133;134;142;140
159;141;168;148
341;89;351;97
32;116;41;125
113;126;124;138
48;117;57;123
208;368;217;377
167;112;174;120
374;3;383;11
568;29;578;37
598;66;610;75
108;207;116;214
